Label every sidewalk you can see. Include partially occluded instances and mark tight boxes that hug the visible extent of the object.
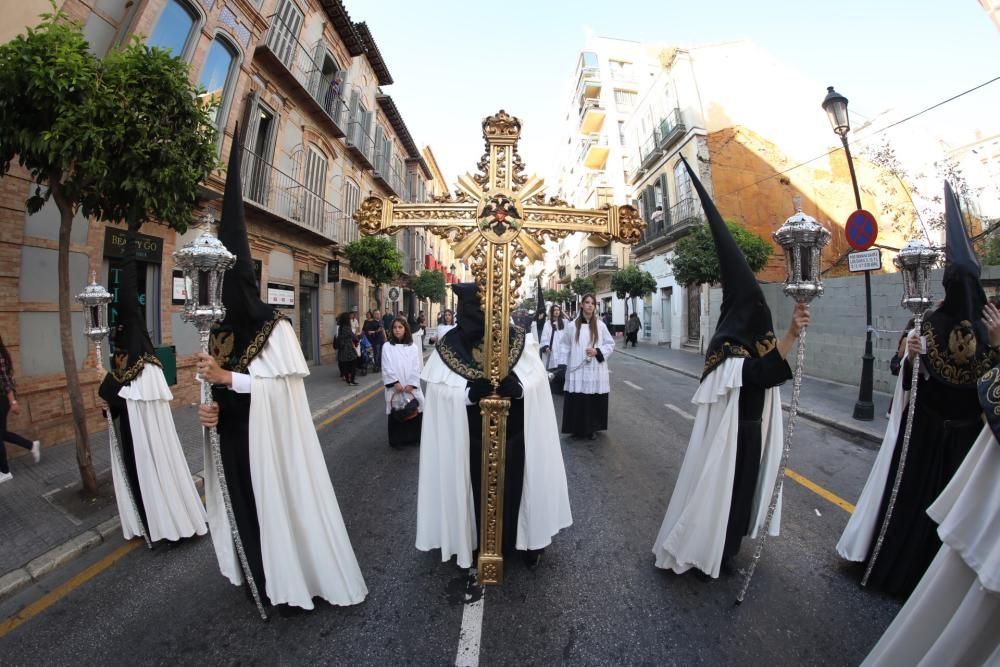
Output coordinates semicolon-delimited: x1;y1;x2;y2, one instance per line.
0;358;388;601
616;341;891;446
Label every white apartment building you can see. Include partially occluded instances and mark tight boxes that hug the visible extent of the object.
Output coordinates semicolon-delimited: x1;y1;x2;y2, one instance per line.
547;37;663;330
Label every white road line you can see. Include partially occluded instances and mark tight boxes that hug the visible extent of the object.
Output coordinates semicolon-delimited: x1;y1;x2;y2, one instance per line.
664;403;695;420
622;380;644;391
455;571;484;667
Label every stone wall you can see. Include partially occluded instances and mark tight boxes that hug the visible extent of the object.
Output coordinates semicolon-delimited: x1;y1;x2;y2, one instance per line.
708;267;1000;393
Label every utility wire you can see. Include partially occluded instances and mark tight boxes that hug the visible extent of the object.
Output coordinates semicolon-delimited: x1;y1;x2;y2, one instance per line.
716;76;1000;200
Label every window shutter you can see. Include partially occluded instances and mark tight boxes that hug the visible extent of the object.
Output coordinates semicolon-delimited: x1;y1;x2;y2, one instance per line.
373;125;385;172
307;40;326;99
658;173;670;224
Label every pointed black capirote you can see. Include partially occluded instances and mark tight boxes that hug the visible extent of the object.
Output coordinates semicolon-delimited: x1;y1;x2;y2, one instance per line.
921;180;991;388
217;124;276;368
113;224;157;373
451;282;485;346
680;157;774;378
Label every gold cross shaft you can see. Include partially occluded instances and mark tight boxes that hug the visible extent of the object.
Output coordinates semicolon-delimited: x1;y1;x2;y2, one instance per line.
356;110;643;584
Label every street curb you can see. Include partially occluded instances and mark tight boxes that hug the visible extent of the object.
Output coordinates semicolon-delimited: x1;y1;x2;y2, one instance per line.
616;348;883;448
0;374;382;605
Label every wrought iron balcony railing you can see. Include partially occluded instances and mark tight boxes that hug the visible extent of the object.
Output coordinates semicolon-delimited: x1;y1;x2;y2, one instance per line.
260;13;349;136
241;146;341;242
634;196;704;252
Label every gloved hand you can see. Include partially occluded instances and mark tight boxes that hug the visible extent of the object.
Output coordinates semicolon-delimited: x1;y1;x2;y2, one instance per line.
467;378;494;404
498;372;523;399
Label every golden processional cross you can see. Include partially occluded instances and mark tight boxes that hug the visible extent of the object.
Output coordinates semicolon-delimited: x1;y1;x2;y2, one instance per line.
356;110;643;584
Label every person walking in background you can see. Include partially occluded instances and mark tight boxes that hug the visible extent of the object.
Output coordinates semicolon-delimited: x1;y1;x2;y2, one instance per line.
364;310;386;372
381;317;423;448
625;313;641;348
540;304;569;396
0;336;40;484
560;294;615;440
382;309;395;335
429;309;455;345
602;309;614;337
336;312;360;386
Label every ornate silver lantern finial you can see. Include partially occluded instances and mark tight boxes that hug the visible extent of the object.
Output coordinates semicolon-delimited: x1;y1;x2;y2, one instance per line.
172;220;235;333
893;239;939;314
772;204;832;304
75;271;113;343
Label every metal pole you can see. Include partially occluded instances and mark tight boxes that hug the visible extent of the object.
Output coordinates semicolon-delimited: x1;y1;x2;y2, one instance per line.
842;136;875;421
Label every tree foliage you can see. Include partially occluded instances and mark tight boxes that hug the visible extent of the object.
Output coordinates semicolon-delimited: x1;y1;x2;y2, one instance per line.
669;219;771;286
610;264;657;317
0;10;217;493
570;276;596;297
344;235;402;289
412;269;446;304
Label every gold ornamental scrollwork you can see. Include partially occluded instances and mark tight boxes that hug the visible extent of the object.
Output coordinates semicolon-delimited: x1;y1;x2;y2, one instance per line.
352;109;646;586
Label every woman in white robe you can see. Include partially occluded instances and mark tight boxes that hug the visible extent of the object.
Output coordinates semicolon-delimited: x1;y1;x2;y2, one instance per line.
429;309;456;345
382;317;425;448
560;294;615;439
539;304;569;371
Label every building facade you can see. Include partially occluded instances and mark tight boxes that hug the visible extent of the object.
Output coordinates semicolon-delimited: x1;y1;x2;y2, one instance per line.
1;0;430;446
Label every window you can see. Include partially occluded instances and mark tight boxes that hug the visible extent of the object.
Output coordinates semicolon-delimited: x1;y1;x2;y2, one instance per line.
302;145;328;231
618;120;626;145
674;161;692;202
198;37;239;138
579;51;599;69
614;89;637;110
342;179;361;243
609;60;634;81
148;0;199;59
242;95;277;205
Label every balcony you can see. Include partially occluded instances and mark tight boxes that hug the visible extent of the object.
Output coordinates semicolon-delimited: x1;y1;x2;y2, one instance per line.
625;152;644;185
575;65;602;103
580;252;619;277
556;265;571;284
632;196;705;256
346;116;375;169
580;133;609;169
579;97;606;135
639;127;663;170
657;108;686;151
241;146;341;244
373;147;405;198
257;14;348;138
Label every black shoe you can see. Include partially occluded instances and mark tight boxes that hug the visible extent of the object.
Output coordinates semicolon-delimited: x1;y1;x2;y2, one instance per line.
693;569;713;583
587;433;597;440
522;549;543;570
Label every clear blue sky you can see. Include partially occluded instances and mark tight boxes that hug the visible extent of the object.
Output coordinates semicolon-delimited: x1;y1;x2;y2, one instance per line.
361;0;1000;184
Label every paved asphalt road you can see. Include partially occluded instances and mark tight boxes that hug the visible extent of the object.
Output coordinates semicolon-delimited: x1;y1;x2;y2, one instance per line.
0;353;903;665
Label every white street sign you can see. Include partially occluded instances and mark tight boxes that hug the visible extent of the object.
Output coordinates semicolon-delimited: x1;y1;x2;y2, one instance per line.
848;249;882;272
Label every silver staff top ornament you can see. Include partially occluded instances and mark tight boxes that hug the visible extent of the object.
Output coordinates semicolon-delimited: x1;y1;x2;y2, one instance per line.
172;217;235;330
75;271;113;342
772;203;832;304
893;239;939;314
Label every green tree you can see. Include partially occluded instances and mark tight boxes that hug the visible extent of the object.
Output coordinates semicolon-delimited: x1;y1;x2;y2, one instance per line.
570;276;596;297
543;288;559;302
344;235;402;305
610;264;657;319
669;219;771;286
412;270;446;304
0;12;217;493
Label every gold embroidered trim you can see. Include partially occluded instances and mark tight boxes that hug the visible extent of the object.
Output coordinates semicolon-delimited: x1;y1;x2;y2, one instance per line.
438;328;526;380
924;319;1000;387
110;352;162;384
979;366;1000;417
755;332;778;357
702;341;752;378
232;311;286;373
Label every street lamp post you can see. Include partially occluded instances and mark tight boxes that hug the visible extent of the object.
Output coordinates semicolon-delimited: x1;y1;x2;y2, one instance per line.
449;263;456;310
574;264;582;316
823;85;874;421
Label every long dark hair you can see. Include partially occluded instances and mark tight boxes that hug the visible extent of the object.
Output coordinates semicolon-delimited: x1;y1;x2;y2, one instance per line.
574;294;598;344
0;336;11;371
389;317;413;345
549;304;565;330
336;312;352;327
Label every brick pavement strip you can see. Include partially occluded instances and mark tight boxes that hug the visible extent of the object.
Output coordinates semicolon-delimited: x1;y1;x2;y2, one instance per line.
0;367;387;604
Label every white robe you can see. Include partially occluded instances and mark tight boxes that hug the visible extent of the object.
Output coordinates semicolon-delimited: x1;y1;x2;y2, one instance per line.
652;358;784;578
560;319;615;394
837;367;909;561
539;319;570;370
862;425;1000;666
111;364;207;542
416;334;573;568
381;342;425;415
204;320;367;609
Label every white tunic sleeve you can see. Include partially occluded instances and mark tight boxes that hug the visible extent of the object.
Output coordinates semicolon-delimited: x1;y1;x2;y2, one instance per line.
230;372;251;394
596;321;615;359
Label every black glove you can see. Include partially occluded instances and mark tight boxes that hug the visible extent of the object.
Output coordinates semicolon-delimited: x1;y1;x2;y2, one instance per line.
467;378;493;404
498;372;523;399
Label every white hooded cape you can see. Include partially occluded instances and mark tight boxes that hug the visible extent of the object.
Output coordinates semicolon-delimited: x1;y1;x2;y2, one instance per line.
861;425;1000;666
416;334;572;568
836;369;909;561
204;320;367;609
652;357;783;578
111;364;207;542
